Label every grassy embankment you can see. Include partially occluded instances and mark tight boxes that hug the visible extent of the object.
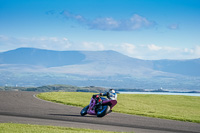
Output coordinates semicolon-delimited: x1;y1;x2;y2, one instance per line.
0;123;124;133
38;92;200;123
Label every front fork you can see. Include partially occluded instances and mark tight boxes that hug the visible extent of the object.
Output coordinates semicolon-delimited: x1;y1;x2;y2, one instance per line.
95;100;103;112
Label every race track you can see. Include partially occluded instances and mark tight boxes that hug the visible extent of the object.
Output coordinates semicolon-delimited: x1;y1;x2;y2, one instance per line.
0;91;200;133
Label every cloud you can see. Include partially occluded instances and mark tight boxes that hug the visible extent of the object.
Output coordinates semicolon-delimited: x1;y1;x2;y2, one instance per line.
121;43;136;55
168;24;179;30
0;35;72;52
1;35;200;60
128;14;155;30
61;11;86;23
0;35;9;40
0;35;105;52
82;42;105;51
114;43;200;60
61;11;156;31
148;44;162;51
147;44;180;52
194;45;200;56
89;17;120;30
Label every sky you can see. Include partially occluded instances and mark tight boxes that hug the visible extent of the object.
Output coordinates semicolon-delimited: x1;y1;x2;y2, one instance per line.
0;0;200;60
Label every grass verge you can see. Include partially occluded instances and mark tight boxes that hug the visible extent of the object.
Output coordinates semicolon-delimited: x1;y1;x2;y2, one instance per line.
0;123;125;133
37;92;200;123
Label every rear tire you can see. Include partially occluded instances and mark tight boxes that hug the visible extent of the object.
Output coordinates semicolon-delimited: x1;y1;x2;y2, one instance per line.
97;105;110;117
80;105;89;116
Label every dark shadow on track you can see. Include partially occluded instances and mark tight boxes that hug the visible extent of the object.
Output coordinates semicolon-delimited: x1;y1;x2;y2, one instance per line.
49;114;96;118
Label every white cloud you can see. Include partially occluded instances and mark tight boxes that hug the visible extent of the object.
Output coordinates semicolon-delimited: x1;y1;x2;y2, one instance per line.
82;42;105;51
0;35;71;52
148;44;162;51
1;35;200;60
0;35;9;40
194;45;200;56
89;17;120;30
121;43;136;55
168;24;179;30
163;46;179;51
61;11;156;31
89;14;155;31
129;14;154;30
115;43;200;60
61;11;85;22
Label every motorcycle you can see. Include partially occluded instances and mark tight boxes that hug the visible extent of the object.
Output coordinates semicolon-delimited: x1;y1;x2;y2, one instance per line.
80;94;117;117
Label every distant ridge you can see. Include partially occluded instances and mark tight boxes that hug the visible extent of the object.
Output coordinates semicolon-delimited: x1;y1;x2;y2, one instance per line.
0;47;200;89
0;47;86;67
0;47;200;76
153;58;200;77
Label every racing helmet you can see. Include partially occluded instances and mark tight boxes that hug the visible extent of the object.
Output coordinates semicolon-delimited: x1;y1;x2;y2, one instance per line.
108;89;117;100
109;89;115;93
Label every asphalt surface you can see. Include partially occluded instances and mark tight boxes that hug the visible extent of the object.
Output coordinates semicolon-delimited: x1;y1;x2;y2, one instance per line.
0;91;200;133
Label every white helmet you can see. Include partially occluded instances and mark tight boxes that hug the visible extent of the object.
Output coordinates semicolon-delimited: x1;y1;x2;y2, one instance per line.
109;89;115;93
108;89;117;100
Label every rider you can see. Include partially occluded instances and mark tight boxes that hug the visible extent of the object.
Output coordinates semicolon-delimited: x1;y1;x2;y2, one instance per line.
100;89;117;100
92;89;117;112
93;89;117;105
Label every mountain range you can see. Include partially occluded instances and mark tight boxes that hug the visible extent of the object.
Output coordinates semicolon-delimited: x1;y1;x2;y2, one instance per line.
0;47;200;91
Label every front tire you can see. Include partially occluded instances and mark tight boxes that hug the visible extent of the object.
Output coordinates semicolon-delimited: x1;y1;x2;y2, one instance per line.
80;105;89;116
97;105;110;117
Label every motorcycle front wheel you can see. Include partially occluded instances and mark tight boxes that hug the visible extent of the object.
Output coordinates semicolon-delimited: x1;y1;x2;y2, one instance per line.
80;105;89;116
97;105;110;117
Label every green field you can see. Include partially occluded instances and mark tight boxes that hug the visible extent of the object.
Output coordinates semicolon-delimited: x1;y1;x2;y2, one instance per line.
0;123;124;133
37;92;200;123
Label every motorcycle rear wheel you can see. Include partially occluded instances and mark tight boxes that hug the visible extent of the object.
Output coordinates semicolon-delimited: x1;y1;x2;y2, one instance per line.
97;105;110;117
80;105;89;116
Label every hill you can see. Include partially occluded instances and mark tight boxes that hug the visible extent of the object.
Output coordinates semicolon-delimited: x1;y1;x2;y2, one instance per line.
0;47;200;90
0;48;85;67
0;84;107;93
